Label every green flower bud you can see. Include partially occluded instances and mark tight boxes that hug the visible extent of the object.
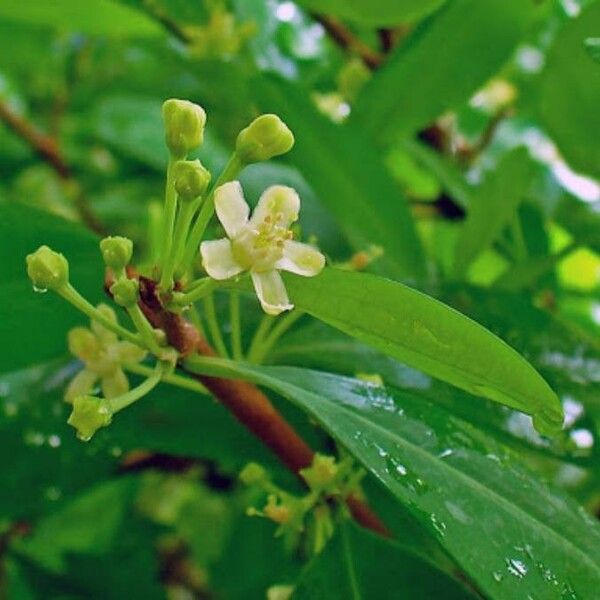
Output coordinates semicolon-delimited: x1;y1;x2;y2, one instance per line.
173;159;211;201
26;245;69;292
110;278;139;308
239;462;268;485
99;236;133;271
162;98;207;158
67;395;112;441
235;114;294;164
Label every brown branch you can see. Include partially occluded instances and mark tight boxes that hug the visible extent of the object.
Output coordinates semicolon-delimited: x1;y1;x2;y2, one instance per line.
0;100;70;178
312;14;383;69
0;100;106;235
110;272;390;537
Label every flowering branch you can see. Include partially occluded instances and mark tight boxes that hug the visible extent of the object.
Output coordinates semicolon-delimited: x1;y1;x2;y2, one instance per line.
109;269;390;537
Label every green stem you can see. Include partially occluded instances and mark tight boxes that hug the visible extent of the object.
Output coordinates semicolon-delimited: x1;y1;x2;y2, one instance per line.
203;293;229;358
58;284;141;345
250;310;304;364
158;157;178;288
126;303;168;357
188;303;206;338
124;362;208;395
169;277;218;308
246;313;275;363
179;153;243;272
109;362;166;413
159;197;198;292
229;290;243;360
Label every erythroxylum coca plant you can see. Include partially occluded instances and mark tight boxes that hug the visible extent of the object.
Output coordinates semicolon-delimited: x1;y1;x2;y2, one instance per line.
25;98;567;588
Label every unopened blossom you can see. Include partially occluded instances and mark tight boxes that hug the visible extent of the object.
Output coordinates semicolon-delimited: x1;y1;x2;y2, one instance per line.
64;304;146;402
200;181;325;315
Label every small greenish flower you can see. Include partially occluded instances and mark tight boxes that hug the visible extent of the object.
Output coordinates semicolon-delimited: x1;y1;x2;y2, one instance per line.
162;98;206;158
25;245;69;292
99;236;133;271
67;395;113;441
200;181;325;315
64;304;146;403
235;114;294;164
300;454;338;493
173;159;211;201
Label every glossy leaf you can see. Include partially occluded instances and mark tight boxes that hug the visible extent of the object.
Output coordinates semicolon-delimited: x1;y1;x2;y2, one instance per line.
296;0;446;26
539;2;600;179
353;0;535;139
275;268;563;435
0;0;162;37
0;204;103;374
293;522;472;599
453;148;534;276
253;75;426;281
185;358;600;600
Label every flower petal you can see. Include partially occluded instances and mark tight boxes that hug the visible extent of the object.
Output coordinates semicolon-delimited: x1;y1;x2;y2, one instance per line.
91;304;119;344
214;181;250;238
250;185;300;229
251;270;293;315
276;240;325;277
116;341;147;364
200;239;245;280
68;327;101;363
64;369;98;403
102;368;129;399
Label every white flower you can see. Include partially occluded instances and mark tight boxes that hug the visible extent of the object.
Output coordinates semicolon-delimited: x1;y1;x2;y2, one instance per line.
200;181;325;315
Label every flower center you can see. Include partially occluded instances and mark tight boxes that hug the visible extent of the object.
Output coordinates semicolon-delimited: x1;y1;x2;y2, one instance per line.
231;213;293;272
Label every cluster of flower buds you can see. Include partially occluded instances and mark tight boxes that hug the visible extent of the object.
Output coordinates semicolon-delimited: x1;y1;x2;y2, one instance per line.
25;95;328;442
239;454;364;556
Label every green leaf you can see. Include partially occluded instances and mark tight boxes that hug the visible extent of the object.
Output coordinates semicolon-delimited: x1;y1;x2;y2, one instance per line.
253;76;426;281
277;268;563;436
353;0;535;139
453;148;534;276
11;479;135;573
185;358;600;600
0;357;302;519
293;522;472;599
539;2;600;179
296;0;446;26
0;0;162;37
0;204;103;374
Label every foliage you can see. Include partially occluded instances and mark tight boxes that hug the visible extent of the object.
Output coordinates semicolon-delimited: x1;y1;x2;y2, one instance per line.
0;0;599;599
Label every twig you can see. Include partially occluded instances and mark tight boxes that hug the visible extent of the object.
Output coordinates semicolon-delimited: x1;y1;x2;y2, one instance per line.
0;100;70;178
0;100;106;235
312;14;383;69
108;271;390;538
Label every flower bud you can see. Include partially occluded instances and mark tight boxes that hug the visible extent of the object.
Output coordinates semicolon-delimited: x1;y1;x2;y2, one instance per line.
67;395;113;441
235;114;294;164
110;278;139;308
173;159;211;201
162;98;207;158
100;236;133;271
26;245;69;292
239;462;268;485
